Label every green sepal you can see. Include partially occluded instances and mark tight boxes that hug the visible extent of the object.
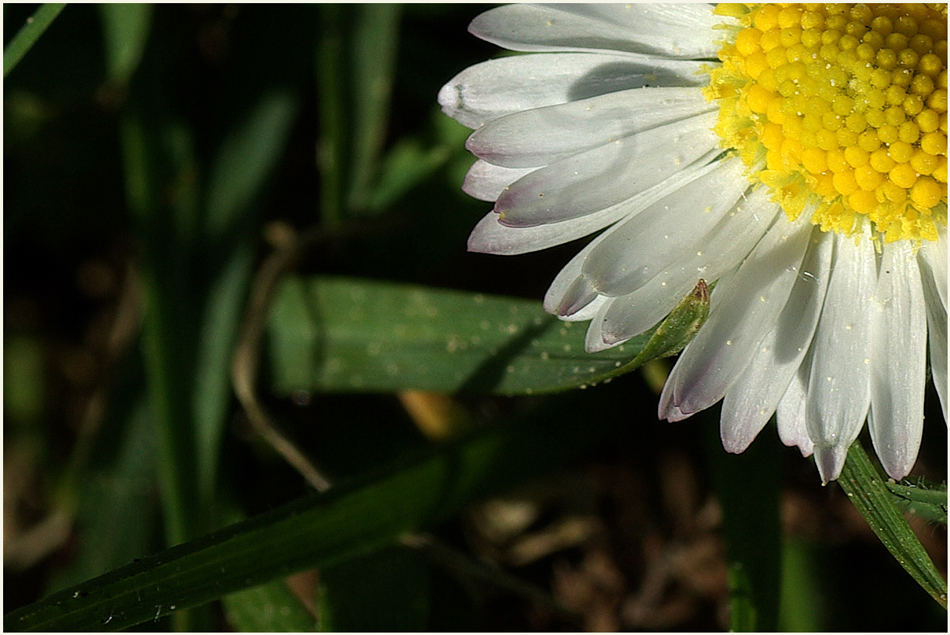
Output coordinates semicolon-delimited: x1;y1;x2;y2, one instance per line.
626;279;711;368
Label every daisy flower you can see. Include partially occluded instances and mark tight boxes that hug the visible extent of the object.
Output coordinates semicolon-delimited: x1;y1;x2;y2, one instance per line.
439;3;948;483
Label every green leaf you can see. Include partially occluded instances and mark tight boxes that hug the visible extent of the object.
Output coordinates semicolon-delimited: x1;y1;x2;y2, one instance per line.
48;394;160;594
204;90;300;238
345;4;400;213
368;136;450;211
837;441;948;608
703;412;781;632
98;3;152;84
3;4;67;78
194;90;300;505
3;336;45;425
778;539;826;632
4;398;618;632
315;4;401;221
223;579;316;632
317;547;429;631
120;110;203;547
266;276;657;396
885;480;948;525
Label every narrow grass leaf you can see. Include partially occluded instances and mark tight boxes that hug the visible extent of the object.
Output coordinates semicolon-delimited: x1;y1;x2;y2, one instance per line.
317;547;429;631
204;90;299;238
223;580;316;632
368;137;450;211
346;4;400;213
4;400;617;632
47;395;160;594
838;441;948;608
3;3;66;78
194;90;299;505
885;480;948;525
98;3;152;84
703;413;781;632
120;112;202;547
777;539;826;632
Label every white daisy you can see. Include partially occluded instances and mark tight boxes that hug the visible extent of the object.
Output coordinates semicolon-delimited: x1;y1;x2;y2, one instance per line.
439;3;948;483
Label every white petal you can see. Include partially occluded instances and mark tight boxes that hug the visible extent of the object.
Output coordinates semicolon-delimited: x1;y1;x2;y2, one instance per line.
665;213;812;420
868;243;927;479
776;366;814;457
495;112;719;227
600;187;780;345
806;232;876;483
467;87;714;168
583;298;616;352
543;237;603;317
570;295;609;324
720;229;833;453
438;52;709;129
469;4;720;58
920;258;948;421
918;223;947;312
463;160;536;202
467;147;722;255
583;157;747;296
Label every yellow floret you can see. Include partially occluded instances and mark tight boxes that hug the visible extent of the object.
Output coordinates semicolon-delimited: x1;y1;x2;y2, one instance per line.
706;2;947;242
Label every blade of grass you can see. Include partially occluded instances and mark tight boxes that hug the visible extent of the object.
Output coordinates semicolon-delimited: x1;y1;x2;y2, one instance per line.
120;112;201;547
885;480;948;525
194;90;299;507
317;547;429;631
837;441;948;608
4;395;618;632
120;99;209;630
47;393;160;595
345;4;400;213
703;412;781;632
315;4;345;227
223;579;316;632
3;3;66;78
315;5;401;220
98;3;151;84
778;539;826;631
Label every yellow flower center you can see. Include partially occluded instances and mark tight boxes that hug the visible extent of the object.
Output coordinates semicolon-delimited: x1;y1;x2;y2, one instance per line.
706;3;948;242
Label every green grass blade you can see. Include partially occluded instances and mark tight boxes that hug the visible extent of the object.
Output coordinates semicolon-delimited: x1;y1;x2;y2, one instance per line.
194;90;299;505
266;276;658;396
317;547;429;631
315;4;346;227
778;540;826;631
837;441;948;608
223;579;316;632
4;401;617;632
315;4;401;220
345;4;400;213
885;480;948;525
120;112;202;547
3;3;66;78
192;238;257;507
98;3;152;84
203;90;299;238
47;394;160;594
703;414;781;631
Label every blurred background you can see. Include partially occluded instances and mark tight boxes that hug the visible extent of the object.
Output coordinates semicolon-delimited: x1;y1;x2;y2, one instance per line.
4;4;947;631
